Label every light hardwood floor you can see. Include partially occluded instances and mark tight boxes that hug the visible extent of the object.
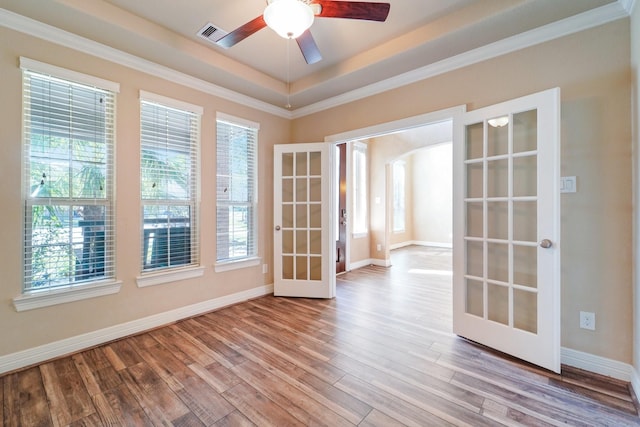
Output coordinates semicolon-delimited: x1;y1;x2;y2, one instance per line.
2;246;639;426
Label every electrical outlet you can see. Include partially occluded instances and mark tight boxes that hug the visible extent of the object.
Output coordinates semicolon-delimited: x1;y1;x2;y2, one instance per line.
262;264;268;274
579;311;595;330
377;244;382;251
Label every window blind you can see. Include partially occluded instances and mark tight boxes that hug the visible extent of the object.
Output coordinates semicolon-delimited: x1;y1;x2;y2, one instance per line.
22;69;116;291
216;117;258;262
140;98;200;271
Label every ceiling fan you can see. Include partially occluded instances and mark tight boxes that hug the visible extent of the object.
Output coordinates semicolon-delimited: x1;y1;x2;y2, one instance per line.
216;0;391;65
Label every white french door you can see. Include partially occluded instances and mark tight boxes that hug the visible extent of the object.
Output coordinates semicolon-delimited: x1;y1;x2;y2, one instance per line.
273;143;336;298
453;88;561;373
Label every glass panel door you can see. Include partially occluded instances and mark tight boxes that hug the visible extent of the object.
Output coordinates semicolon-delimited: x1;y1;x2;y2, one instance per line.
453;88;560;373
274;143;335;298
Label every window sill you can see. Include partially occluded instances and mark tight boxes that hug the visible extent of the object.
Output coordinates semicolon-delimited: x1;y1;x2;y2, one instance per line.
13;280;122;312
136;266;205;288
352;232;368;239
214;257;261;273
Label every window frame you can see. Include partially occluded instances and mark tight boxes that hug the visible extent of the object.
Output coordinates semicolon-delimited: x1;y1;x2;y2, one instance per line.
16;57;122;311
215;112;260;271
392;159;406;233
137;91;203;285
352;141;369;238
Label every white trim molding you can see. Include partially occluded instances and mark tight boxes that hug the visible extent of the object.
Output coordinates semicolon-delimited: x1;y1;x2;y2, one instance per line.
561;347;633;382
0;284;273;375
631;366;640;403
13;280;122;312
136;266;205;288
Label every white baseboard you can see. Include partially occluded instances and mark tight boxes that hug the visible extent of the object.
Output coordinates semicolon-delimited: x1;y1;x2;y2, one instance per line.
370;258;392;268
0;284;273;375
348;259;374;270
631;365;640;403
561;347;633;382
390;240;453;250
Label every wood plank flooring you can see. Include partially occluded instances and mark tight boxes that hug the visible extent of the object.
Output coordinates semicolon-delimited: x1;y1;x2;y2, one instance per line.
2;246;639;426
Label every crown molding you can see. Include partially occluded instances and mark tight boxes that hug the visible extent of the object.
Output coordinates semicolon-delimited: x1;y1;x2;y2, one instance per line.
292;1;629;118
618;0;636;14
0;8;292;119
0;2;629;121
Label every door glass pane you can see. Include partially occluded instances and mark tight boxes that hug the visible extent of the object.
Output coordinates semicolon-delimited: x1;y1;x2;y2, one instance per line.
513;201;537;242
309;151;321;175
487;242;508;283
487;118;509;157
310;256;322;281
296;204;307;228
466;279;484;317
282;204;293;228
296;256;307;280
466;202;483;238
309;178;321;201
466;163;483;198
487;202;508;240
283;256;293;280
514;245;537;288
282;230;293;254
487;159;508;198
513;110;537;153
514;289;537;333
296;230;308;254
282;178;293;203
309;204;321;228
513;155;537;197
296;152;307;176
488;284;509;325
466;240;483;277
282;153;294;176
296;178;308;202
309;230;321;254
466;122;483;160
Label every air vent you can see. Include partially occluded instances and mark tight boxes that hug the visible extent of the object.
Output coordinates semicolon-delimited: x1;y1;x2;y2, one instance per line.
197;23;228;45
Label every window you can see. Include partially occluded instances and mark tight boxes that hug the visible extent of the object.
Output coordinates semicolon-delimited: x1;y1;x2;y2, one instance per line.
352;141;368;236
22;59;118;292
393;160;406;233
216;113;259;264
140;92;201;272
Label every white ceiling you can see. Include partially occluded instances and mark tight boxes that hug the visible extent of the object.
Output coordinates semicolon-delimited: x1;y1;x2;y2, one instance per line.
0;0;624;113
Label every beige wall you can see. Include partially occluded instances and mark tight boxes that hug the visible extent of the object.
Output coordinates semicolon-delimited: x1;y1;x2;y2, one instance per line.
0;28;289;357
294;20;633;363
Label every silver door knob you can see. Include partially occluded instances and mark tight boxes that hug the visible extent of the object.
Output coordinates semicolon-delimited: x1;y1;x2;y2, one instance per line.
275;225;281;231
539;239;552;249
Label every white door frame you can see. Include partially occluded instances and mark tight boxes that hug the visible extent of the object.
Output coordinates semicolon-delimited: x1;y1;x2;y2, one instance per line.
325;106;467;269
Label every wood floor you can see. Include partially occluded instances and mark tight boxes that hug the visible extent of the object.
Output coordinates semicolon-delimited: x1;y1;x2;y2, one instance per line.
2;246;639;426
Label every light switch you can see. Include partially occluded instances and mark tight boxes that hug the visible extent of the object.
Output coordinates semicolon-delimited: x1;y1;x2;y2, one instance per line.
561;176;577;193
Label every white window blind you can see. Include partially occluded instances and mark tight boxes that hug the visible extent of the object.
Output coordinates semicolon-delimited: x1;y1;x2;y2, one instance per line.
352;141;368;235
140;97;200;272
393;160;406;232
22;68;116;292
216;116;258;262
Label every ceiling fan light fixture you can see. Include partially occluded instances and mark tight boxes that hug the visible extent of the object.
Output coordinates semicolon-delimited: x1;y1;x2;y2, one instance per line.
264;0;315;39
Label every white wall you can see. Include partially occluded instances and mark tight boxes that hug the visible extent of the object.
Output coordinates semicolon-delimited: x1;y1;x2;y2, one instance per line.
412;143;453;247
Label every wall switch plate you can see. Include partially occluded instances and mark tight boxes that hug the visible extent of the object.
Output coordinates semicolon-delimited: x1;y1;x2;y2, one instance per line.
579;311;595;330
376;244;382;251
561;176;577;193
262;264;268;274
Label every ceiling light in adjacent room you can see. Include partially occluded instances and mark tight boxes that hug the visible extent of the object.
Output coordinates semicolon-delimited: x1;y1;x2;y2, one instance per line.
488;116;509;127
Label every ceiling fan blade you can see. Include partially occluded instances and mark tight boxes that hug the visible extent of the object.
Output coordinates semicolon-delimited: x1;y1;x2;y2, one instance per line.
216;15;267;48
313;1;390;22
296;30;322;65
